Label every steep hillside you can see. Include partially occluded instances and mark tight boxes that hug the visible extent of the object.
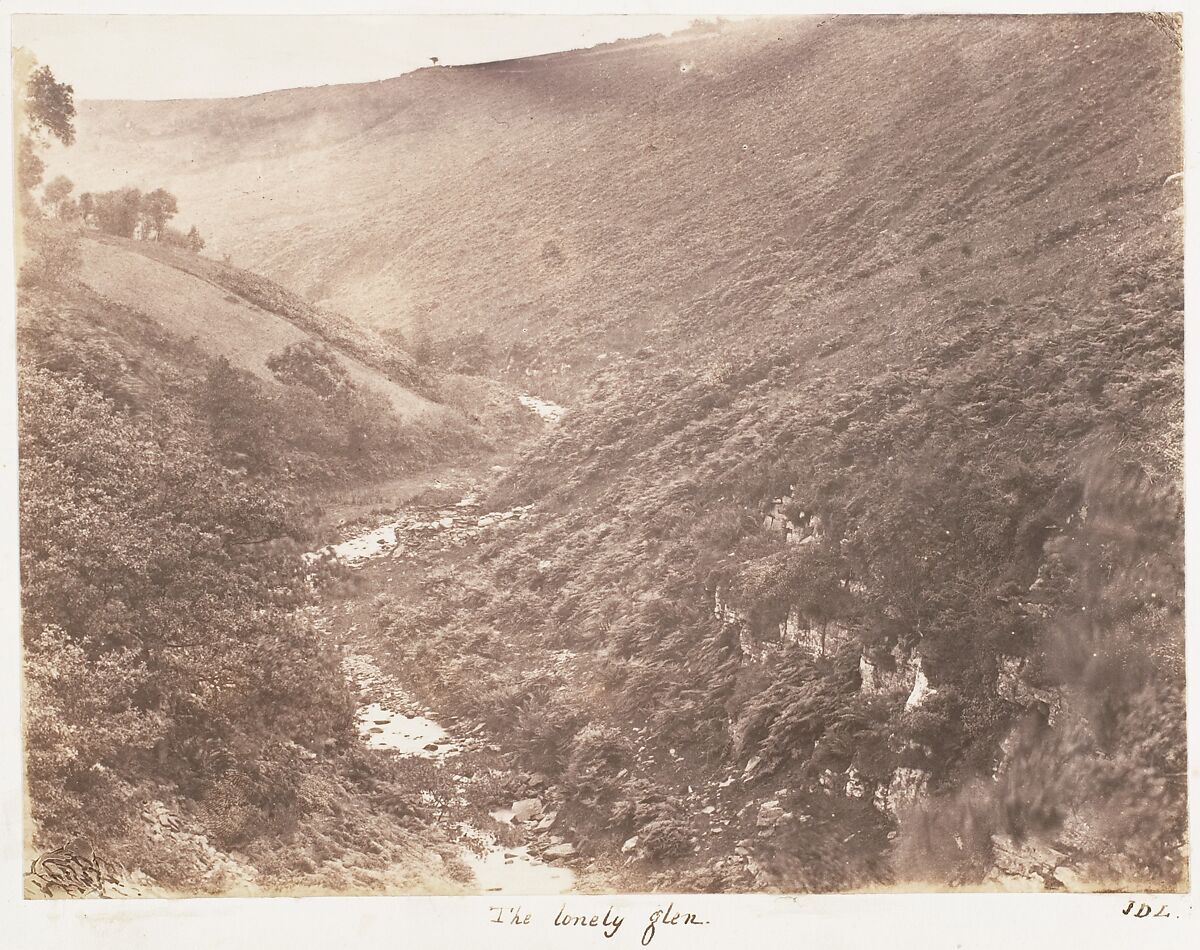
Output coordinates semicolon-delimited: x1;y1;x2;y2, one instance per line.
17;225;533;497
52;16;1181;393
74;233;437;417
27;12;1185;894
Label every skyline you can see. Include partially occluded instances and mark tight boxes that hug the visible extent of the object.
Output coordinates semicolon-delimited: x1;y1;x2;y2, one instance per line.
12;14;712;100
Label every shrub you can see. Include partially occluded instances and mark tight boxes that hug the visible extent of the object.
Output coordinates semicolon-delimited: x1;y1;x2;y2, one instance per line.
638;816;693;861
563;723;635;803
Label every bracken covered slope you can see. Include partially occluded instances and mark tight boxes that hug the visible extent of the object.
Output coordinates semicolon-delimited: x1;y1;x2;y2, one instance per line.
46;14;1185;892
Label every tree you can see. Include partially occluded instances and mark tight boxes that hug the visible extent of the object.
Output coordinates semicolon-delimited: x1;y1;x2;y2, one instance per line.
93;188;142;238
42;175;74;219
17;136;46;196
185;225;205;253
24;63;76;147
14;54;75;205
77;192;96;227
139;188;178;241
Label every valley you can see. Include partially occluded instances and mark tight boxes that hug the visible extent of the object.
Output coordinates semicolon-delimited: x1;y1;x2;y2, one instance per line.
16;13;1186;897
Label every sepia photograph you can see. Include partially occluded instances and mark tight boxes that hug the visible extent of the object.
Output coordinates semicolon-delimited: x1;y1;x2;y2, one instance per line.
6;2;1190;911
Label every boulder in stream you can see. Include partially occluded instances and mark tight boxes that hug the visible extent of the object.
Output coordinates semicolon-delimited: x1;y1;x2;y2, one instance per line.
511;798;544;822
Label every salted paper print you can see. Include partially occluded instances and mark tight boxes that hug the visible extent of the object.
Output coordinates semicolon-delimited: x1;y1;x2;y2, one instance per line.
12;12;1185;899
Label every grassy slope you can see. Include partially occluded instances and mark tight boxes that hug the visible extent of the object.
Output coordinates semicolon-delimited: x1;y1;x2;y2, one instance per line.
75;232;442;419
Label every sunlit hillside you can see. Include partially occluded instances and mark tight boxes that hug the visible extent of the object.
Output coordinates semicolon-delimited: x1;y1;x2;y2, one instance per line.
53;15;1181;393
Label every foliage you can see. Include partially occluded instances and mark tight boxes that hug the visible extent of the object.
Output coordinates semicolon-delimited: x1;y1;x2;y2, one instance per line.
638;816;693;861
42;175;75;219
267;341;354;399
14;55;74;201
15;225;461;888
563;724;635;804
896;463;1186;889
19;220;82;289
20;368;352;855
24;62;76;146
82;186;180;240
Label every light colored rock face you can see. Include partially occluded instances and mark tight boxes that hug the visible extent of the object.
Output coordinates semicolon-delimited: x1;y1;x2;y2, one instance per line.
844;768;868;799
885;767;930;817
904;659;937;711
715;588;849;662
859;649;917;696
761;487;822;546
780;609;852;657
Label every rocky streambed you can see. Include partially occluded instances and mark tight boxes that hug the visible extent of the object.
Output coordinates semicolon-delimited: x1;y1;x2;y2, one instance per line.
306;392;580;894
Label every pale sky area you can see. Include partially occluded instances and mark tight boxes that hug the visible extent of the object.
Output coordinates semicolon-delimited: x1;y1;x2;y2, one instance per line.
12;14;707;100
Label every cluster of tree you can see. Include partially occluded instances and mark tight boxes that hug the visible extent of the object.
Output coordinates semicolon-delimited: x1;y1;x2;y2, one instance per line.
41;175;205;251
14;52;204;253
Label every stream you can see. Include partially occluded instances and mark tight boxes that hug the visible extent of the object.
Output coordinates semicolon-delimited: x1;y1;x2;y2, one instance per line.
308;393;574;894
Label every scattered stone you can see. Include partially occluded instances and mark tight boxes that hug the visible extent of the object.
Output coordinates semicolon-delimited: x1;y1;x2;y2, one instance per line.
544;843;577;860
511;798;544;822
742;756;761;777
622;836;640;854
422;743;439;752
757;800;784;828
702;806;716;815
535;811;558;831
